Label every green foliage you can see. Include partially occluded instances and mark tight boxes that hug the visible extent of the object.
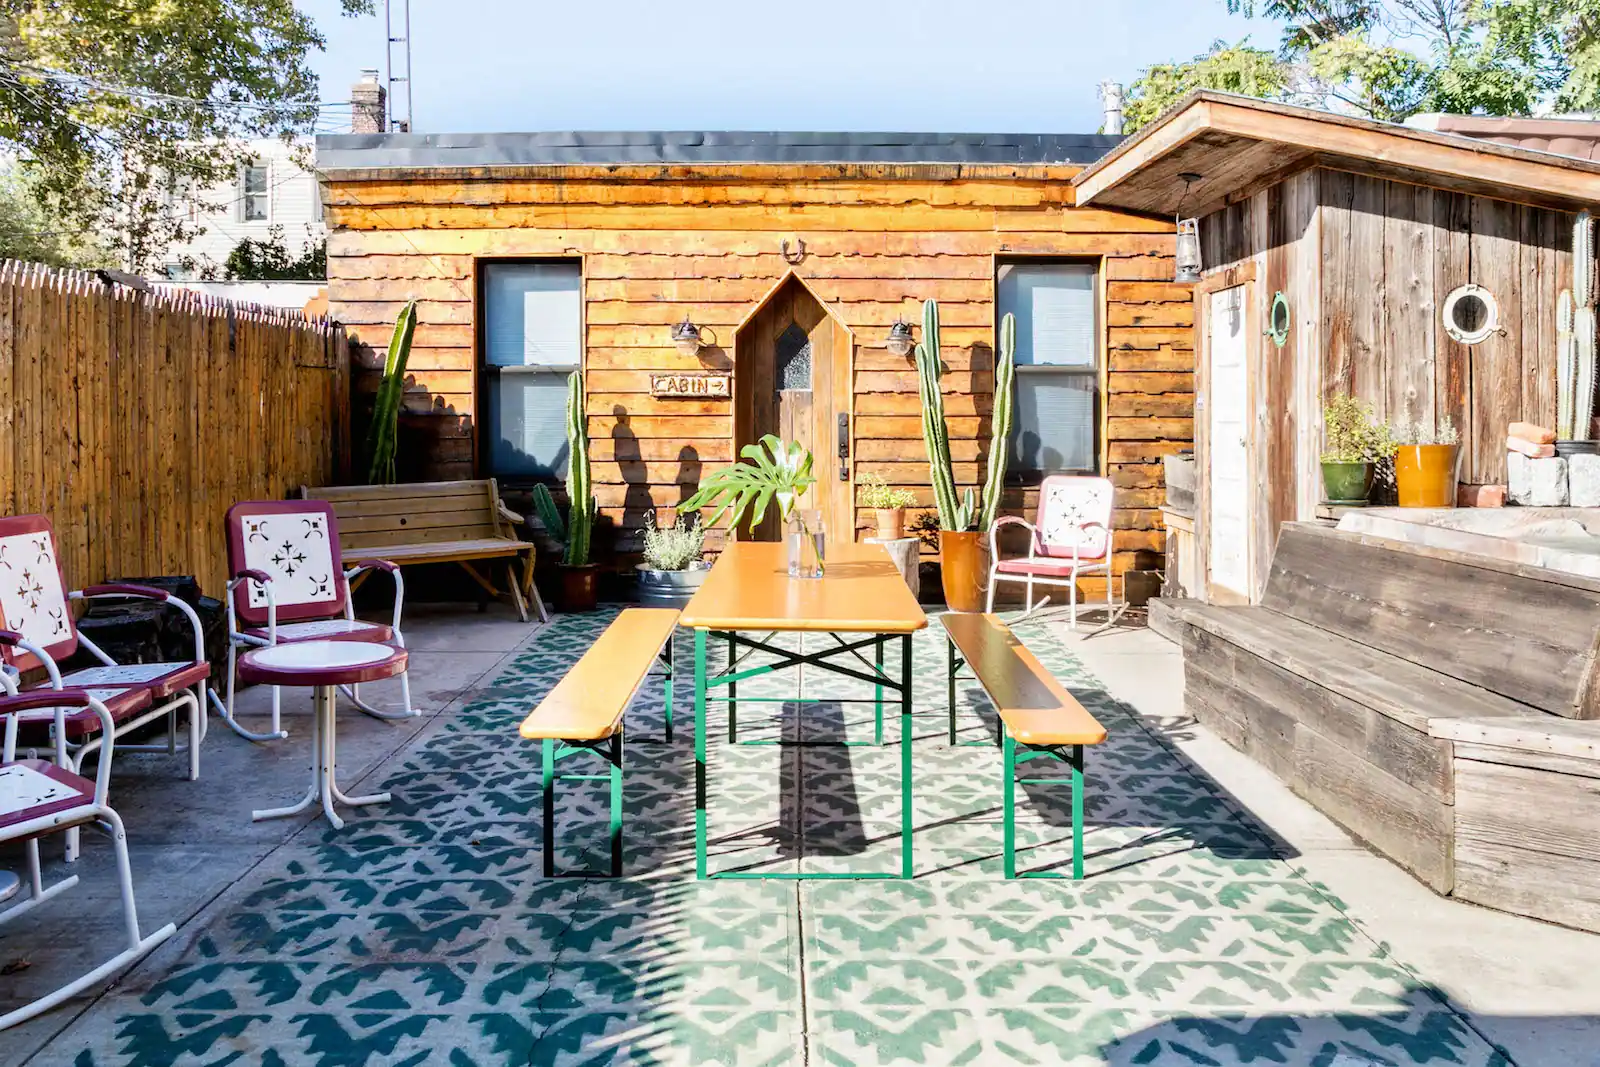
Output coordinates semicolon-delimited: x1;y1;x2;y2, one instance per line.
222;226;325;281
1321;395;1395;462
640;511;706;571
1;0;372;270
563;371;594;567
978;311;1018;533
363;300;416;485
529;483;566;545
1124;40;1293;132
1391;412;1460;446
856;473;916;510
678;434;816;532
0;167;110;267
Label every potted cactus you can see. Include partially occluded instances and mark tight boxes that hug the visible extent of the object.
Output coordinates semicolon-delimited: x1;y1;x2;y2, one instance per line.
1557;210;1598;455
916;299;1016;612
529;371;599;611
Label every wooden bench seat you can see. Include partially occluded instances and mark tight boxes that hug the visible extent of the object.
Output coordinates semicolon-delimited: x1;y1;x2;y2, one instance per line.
302;480;548;623
942;613;1106;879
519;608;678;877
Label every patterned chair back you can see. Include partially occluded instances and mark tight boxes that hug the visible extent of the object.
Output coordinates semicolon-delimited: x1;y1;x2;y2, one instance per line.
0;515;77;672
1034;475;1114;561
225;500;347;627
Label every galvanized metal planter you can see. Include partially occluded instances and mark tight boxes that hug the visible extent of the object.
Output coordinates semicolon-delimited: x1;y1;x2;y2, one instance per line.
635;561;712;608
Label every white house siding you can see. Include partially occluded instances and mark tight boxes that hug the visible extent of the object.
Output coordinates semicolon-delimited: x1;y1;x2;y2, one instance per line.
157;139;328;280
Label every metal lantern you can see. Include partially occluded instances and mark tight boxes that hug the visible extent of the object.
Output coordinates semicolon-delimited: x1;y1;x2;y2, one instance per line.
885;319;915;357
1174;217;1202;283
671;316;704;357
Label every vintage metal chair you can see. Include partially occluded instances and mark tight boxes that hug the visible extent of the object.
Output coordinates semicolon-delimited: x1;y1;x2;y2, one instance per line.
0;688;177;1031
985;475;1115;628
0;516;208;801
217;499;414;741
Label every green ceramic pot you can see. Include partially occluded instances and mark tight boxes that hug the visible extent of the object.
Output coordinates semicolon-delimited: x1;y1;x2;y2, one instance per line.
1321;460;1375;505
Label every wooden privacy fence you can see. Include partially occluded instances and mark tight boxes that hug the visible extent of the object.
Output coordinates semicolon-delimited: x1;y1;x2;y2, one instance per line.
0;262;351;597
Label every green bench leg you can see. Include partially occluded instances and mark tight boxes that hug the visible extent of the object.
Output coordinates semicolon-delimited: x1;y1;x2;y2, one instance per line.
727;631;738;744
540;733;625;879
1003;735;1087;880
541;739;556;878
874;636;885;746
695;628;709;880
1003;732;1017;879
660;640;674;744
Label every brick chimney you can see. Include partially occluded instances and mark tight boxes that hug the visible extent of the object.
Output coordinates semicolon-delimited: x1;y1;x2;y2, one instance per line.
351;69;386;134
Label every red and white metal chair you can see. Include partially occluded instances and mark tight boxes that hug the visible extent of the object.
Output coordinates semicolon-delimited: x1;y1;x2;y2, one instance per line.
985;474;1115;629
216;500;414;742
0;688;176;1031
0;516;208;802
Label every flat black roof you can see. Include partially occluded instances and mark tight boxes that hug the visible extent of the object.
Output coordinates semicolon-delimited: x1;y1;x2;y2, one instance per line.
315;130;1122;170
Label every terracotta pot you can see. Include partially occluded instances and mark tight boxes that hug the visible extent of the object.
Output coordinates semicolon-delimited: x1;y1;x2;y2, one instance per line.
873;508;906;540
1394;444;1459;508
559;564;600;612
938;530;987;613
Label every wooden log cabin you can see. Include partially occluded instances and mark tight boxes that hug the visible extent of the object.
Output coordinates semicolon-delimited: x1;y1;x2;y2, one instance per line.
1075;92;1600;603
315;131;1195;586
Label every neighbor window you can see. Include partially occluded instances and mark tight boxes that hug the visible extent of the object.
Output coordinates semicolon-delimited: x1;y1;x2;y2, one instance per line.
241;162;269;221
481;261;582;479
996;261;1099;476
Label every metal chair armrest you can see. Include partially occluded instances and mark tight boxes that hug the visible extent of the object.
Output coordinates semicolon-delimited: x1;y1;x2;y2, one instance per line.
0;690;117;799
342;561;407;634
0;630;64;690
226;571;277;642
988;515;1039;561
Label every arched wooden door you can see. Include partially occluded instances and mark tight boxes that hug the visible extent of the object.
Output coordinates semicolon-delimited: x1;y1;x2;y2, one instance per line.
734;277;853;542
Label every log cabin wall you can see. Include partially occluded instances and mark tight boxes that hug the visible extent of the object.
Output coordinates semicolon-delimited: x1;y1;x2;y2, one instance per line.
1201;165;1572;496
320;163;1194;580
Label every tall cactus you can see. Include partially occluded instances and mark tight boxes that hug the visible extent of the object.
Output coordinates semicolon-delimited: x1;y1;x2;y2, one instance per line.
563;370;595;567
364;300;417;484
976;312;1018;532
529;483;566;544
1577;211;1597;441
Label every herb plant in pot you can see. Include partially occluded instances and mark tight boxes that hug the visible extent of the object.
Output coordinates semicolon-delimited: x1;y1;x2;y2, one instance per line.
529;371;599;612
678;435;823;577
1391;411;1461;508
1320;395;1391;505
857;473;917;540
915;299;1016;612
636;511;709;608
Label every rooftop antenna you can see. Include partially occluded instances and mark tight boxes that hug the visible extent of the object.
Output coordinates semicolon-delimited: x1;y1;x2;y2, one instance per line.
384;0;413;132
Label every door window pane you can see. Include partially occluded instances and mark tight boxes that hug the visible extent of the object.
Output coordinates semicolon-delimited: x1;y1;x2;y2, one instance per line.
482;262;581;478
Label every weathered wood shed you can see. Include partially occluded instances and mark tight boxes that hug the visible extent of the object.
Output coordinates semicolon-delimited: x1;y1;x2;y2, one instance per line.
1075;91;1600;603
316;131;1195;578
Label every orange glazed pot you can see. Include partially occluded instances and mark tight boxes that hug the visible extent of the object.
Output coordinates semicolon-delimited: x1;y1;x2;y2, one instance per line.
1394;444;1459;508
939;530;987;613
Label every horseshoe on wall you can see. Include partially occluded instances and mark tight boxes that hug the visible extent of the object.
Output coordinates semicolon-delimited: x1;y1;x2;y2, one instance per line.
781;238;806;265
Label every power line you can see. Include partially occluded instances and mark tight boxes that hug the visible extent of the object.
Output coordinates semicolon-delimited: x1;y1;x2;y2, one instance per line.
3;60;347;115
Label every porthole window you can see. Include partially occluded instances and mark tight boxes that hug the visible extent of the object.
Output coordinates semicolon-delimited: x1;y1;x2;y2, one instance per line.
1443;284;1500;345
1268;291;1291;348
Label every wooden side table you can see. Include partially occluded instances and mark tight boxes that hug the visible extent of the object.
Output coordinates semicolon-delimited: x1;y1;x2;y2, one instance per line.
864;536;920;600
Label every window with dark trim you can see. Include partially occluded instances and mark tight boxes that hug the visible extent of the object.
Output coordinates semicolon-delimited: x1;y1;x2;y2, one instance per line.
996;260;1099;477
480;261;582;480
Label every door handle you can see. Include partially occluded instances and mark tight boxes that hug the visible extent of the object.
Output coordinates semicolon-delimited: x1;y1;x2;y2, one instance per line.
838;414;850;480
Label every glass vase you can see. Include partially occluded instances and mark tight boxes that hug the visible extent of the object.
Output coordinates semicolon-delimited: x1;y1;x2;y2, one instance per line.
786;509;825;579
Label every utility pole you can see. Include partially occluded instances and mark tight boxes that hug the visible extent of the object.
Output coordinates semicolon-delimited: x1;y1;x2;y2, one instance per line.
384;0;413;132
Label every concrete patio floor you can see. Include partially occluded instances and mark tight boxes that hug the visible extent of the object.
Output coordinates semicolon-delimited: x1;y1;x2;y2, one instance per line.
0;604;1595;1065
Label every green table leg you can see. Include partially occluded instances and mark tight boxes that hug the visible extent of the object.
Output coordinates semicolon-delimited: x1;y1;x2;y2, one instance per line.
727;631;738;743
695;628;709;880
874;636;885;746
901;632;914;880
1072;743;1085;880
1003;732;1017;879
541;738;556;878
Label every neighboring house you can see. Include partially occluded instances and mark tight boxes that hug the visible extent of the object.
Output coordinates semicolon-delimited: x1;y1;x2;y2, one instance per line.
316;128;1196;580
150;279;328;314
156;138;327;281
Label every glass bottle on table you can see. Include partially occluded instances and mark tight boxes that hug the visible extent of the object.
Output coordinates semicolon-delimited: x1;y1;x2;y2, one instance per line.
786;509;825;579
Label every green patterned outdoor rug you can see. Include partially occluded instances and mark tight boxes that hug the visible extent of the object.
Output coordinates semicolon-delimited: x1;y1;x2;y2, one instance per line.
38;610;1507;1066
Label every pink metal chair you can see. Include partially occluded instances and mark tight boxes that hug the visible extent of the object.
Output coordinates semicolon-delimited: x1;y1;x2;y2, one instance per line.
0;689;176;1031
217;500;414;741
985;475;1115;628
0;515;208;792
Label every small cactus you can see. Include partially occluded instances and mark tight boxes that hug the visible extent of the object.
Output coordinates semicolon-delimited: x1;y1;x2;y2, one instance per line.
1575;211;1597;441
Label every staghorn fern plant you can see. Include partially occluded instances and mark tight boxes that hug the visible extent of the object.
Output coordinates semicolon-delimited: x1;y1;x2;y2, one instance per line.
364;300;417;484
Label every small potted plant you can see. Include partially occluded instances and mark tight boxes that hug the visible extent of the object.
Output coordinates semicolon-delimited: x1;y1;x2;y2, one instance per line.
636;510;710;608
678;435;823;577
529;371;599;611
1320;395;1392;505
1391;409;1461;508
857;473;917;540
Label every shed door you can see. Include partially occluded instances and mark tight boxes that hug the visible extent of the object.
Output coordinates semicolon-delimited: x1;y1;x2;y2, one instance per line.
1207;285;1252;600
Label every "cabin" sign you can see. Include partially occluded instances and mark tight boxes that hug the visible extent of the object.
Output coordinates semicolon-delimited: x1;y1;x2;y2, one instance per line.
650;373;731;399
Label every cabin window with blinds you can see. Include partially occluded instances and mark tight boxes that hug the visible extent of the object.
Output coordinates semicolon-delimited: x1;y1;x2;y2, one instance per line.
481;261;582;479
996;261;1099;476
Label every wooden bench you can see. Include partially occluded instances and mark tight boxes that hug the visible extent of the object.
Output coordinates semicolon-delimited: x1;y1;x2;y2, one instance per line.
518;608;678;877
942;613;1107;879
301;479;548;623
1169;521;1587;894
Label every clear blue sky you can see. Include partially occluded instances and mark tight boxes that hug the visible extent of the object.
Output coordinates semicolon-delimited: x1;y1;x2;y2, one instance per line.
301;0;1275;134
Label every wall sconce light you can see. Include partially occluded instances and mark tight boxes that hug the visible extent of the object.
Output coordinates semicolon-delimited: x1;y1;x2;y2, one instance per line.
885;319;915;357
671;316;705;357
1174;171;1202;284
